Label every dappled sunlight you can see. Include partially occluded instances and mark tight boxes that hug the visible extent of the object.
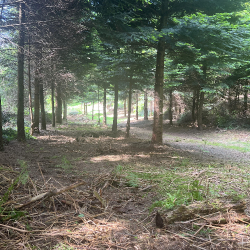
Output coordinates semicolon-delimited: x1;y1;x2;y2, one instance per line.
90;154;150;163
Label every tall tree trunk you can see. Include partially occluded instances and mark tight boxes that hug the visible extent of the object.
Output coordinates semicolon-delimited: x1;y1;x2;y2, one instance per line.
243;88;248;117
0;96;3;151
63;99;67;121
112;82;118;133
56;82;62;124
192;90;196;124
196;89;200;122
85;103;87;115
92;102;94;120
197;91;204;130
51;76;55;127
152;38;165;144
124;98;127;117
169;89;173;125
98;84;100;125
136;92;139;120
103;85;107;125
144;89;148;120
198;65;207;130
126;74;133;138
17;2;26;141
39;84;46;130
28;37;33;134
33;59;40;133
150;100;153;117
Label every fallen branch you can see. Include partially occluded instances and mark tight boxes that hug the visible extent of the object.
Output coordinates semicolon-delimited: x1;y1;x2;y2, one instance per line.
15;181;86;209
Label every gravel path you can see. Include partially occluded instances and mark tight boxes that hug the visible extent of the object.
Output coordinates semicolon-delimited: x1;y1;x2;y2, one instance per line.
120;119;250;166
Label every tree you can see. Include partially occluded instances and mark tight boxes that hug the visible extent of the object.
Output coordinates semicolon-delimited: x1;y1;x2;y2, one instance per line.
0;96;3;151
17;1;26;141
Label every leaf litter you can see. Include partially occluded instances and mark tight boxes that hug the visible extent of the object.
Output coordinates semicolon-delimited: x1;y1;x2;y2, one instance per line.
0;119;250;249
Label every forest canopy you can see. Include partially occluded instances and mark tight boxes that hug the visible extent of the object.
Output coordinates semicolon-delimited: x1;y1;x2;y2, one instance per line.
1;0;250;143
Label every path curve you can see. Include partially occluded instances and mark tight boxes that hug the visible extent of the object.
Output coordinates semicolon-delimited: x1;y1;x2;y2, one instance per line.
120;120;250;166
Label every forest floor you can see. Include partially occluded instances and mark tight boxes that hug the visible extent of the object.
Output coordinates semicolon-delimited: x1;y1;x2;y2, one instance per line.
0;115;250;249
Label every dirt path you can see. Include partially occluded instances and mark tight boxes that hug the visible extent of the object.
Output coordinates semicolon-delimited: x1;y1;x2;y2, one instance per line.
122;119;250;166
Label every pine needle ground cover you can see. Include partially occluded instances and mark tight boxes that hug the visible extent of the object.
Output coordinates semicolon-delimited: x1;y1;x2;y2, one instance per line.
0;120;250;249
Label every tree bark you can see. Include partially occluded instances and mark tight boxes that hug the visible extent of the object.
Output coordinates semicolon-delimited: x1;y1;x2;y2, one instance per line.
63;99;67;121
197;91;204;130
0;96;3;151
103;85;107;125
56;82;62;124
85;103;87;115
17;2;26;141
51;76;55;127
33;59;40;133
124;98;127;117
92;102;94;120
144;89;148;120
136;92;139;120
152;38;165;144
243;88;248;117
126;74;133;138
169;89;173;125
98;84;100;125
192;90;196;124
112;83;118;133
39;84;46;130
28;37;33;134
112;82;118;133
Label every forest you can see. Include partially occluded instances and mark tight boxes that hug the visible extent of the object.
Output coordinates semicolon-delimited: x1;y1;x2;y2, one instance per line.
1;0;250;249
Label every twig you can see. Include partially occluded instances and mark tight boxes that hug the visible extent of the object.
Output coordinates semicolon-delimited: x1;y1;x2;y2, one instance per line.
0;223;43;233
14;181;86;209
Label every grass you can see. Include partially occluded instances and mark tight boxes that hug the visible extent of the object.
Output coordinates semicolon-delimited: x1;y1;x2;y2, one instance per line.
172;137;250;153
113;154;250;212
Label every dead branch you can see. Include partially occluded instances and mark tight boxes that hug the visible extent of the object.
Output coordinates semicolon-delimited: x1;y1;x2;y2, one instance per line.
14;181;86;209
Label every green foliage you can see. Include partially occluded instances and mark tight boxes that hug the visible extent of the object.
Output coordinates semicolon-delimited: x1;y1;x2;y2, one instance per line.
56;156;73;172
0;161;29;221
125;173;140;188
2;127;36;142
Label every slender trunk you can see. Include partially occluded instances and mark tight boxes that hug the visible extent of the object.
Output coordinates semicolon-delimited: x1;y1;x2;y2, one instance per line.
51;77;55;127
243;88;248;117
126;75;133;138
150;100;153;117
83;103;86;115
92;102;94;120
152;38;165;144
33;62;40;133
28;37;33;134
56;82;62;124
196;89;200;121
112;82;118;133
198;65;207;130
136;92;139;120
124;98;127;117
169;89;173;125
103;85;107;125
198;91;204;130
192;90;196;123
0;96;3;151
17;2;26;141
85;103;87;115
144;89;148;120
39;84;46;130
63;99;67;121
98;84;100;125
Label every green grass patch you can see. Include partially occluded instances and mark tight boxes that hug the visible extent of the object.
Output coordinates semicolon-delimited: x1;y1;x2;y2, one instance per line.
113;159;250;212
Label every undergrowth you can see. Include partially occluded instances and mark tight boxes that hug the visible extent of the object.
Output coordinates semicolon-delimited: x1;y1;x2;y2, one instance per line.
113;158;250;213
0;160;29;221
